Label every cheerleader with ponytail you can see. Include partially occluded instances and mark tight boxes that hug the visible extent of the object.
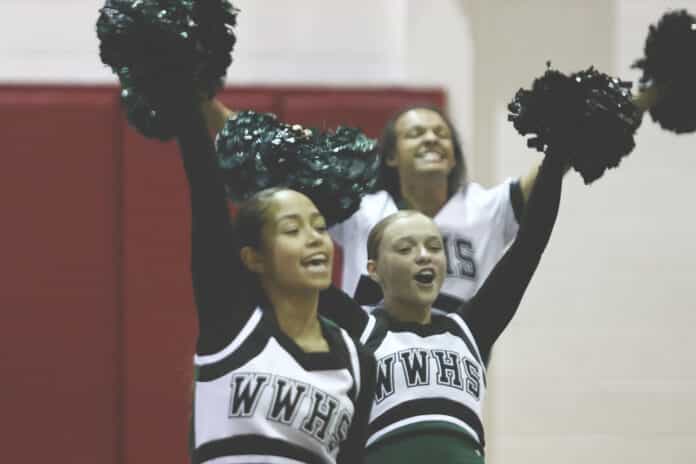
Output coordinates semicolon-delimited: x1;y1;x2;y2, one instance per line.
313;65;642;462
97;3;377;463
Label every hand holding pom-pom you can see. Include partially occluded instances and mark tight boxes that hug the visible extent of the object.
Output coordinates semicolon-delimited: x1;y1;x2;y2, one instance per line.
216;111;380;227
508;65;642;184
632;9;696;133
96;0;238;140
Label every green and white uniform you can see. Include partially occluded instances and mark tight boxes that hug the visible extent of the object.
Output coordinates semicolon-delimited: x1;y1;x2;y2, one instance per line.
179;112;376;464
320;153;565;462
361;311;486;451
330;181;524;309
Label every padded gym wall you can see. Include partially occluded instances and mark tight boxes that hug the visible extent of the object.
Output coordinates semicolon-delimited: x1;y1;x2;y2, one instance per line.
0;85;444;464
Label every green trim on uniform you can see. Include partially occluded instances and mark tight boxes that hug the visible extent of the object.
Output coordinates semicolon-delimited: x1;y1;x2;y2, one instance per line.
366;421;484;464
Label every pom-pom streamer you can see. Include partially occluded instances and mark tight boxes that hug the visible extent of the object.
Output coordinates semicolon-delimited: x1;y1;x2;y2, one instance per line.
508;65;642;184
632;10;696;133
216;111;380;227
96;0;239;139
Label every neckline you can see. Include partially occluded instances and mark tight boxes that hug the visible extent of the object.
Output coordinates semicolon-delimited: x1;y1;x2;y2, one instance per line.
391;184;467;219
261;306;349;371
373;307;453;336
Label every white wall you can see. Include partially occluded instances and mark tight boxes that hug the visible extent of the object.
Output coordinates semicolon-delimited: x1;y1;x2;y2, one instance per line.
1;0;475;172
0;0;473;139
3;1;695;462
486;1;696;463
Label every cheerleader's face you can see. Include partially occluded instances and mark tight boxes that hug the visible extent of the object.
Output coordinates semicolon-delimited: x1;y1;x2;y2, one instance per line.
388;109;455;179
369;213;446;314
254;190;334;292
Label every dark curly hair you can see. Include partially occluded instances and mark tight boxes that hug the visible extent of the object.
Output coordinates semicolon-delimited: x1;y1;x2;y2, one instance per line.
377;105;467;202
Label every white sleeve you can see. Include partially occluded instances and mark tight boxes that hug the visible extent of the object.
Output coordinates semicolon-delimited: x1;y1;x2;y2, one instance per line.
329;216;346;246
328;203;371;297
494;178;520;246
328;192;397;297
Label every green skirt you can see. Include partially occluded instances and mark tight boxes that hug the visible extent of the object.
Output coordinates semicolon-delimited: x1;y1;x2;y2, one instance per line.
366;422;484;464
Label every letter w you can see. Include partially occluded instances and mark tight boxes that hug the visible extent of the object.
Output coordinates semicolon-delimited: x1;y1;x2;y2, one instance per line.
399;349;430;387
374;354;396;403
268;377;308;424
229;373;270;417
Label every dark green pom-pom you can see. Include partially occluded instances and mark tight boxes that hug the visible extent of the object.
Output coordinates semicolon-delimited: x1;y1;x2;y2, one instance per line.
217;111;379;226
96;0;238;140
632;10;696;133
508;65;642;184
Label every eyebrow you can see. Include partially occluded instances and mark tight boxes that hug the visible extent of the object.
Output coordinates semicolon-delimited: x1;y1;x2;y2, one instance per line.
275;212;324;222
392;235;441;244
400;123;449;133
276;214;300;222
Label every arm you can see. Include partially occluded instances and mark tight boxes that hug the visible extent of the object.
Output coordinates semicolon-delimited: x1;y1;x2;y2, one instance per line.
337;348;376;464
177;105;255;355
517;160;570;212
318;286;370;338
519;162;540;207
201;97;234;135
463;153;565;363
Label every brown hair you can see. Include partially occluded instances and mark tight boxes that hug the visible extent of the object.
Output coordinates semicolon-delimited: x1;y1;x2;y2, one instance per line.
367;210;422;260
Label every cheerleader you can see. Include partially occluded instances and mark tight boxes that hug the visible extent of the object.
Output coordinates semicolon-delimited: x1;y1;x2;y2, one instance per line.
176;101;375;464
333;105;541;307
318;149;566;463
205;100;542;309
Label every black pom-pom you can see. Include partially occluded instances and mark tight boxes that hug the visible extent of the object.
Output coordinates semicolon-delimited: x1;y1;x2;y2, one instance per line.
217;111;379;226
96;0;238;140
633;10;696;133
508;65;642;184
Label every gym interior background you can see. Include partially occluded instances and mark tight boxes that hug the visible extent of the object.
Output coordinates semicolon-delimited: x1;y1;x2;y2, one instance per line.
2;1;694;463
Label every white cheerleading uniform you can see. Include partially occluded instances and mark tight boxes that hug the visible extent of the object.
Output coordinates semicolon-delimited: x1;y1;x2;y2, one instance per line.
360;311;486;449
178;113;375;464
192;309;365;464
318;154;565;459
330;181;521;308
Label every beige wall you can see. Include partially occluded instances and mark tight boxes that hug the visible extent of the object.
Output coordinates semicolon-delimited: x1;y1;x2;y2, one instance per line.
3;1;695;462
480;1;696;463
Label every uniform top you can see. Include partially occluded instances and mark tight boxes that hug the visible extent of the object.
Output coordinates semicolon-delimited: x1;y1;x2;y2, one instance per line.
330;180;524;308
177;111;375;464
319;153;564;451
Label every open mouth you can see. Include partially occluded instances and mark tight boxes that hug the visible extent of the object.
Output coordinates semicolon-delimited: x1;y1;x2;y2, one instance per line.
414;268;436;284
416;150;445;162
301;253;329;270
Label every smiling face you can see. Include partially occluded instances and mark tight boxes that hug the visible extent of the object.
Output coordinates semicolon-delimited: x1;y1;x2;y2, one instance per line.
368;212;446;317
387;108;456;180
241;190;334;294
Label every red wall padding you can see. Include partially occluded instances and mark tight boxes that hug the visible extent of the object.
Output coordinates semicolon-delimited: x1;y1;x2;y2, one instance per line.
121;91;277;464
281;89;445;137
0;87;122;464
0;85;444;464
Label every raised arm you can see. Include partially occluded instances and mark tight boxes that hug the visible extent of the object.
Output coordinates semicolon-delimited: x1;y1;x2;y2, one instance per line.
176;105;254;355
201;97;234;135
514;160;569;220
463;153;565;363
519;162;541;206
